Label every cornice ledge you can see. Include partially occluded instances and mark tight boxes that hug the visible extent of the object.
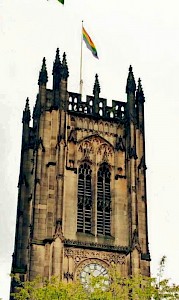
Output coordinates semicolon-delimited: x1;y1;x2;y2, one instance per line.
64;238;130;254
31;238;54;245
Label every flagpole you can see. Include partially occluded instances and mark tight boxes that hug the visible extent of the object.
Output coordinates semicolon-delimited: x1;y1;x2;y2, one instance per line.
79;20;83;95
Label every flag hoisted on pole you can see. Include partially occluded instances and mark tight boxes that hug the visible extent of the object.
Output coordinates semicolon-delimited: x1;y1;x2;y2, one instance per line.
57;0;64;4
79;21;99;95
82;26;98;59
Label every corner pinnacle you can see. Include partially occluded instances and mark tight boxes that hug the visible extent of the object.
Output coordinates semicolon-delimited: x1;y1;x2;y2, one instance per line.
22;97;31;123
126;65;136;94
136;78;145;103
93;74;101;96
38;57;48;85
61;52;69;80
53;48;61;75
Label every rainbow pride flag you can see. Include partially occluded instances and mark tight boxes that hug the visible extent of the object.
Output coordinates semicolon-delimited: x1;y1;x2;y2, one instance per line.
82;27;98;59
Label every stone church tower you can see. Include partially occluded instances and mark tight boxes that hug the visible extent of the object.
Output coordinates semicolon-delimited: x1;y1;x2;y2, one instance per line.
11;48;150;289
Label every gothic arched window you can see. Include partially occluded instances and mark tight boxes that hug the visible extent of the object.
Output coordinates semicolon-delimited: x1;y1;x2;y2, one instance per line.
97;163;111;235
77;163;92;233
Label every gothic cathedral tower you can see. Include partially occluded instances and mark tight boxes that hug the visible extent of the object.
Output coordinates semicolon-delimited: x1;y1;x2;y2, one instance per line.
11;49;150;289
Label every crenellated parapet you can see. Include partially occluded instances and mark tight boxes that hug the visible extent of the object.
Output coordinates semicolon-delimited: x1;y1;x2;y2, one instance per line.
68;92;126;121
23;51;147;129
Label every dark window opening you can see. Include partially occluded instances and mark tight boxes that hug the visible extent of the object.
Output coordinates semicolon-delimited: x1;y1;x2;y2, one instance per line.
97;163;111;235
77;163;92;233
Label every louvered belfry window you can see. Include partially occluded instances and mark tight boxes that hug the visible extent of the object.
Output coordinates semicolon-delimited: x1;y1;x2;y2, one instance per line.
77;163;92;233
97;163;111;235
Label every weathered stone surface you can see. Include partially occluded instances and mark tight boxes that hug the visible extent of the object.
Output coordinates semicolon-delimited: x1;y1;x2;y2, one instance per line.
11;58;150;295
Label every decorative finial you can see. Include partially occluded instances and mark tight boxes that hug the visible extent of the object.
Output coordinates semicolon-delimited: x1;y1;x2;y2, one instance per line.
93;73;101;96
52;48;61;90
52;48;61;75
126;65;136;94
61;52;69;80
56;48;60;60
129;65;133;72
38;57;48;85
136;78;145;103
22;97;31;123
25;97;30;111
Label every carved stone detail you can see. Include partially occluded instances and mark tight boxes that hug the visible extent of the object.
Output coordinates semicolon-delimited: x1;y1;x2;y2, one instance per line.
53;219;64;241
78;140;94;159
64;247;126;266
97;143;113;156
64;272;74;280
129;146;138;159
102;149;109;163
132;185;136;193
68;129;77;143
115;136;125;152
138;155;147;172
36;137;45;152
132;229;141;252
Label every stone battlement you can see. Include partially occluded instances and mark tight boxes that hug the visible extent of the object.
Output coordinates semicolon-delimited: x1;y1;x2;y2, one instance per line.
68;92;126;121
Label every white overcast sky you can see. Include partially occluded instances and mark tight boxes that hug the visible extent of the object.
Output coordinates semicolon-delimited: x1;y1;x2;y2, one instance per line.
1;0;179;299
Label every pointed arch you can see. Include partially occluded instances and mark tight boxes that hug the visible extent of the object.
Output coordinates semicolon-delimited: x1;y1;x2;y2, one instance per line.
77;162;92;233
97;163;111;235
78;134;114;150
